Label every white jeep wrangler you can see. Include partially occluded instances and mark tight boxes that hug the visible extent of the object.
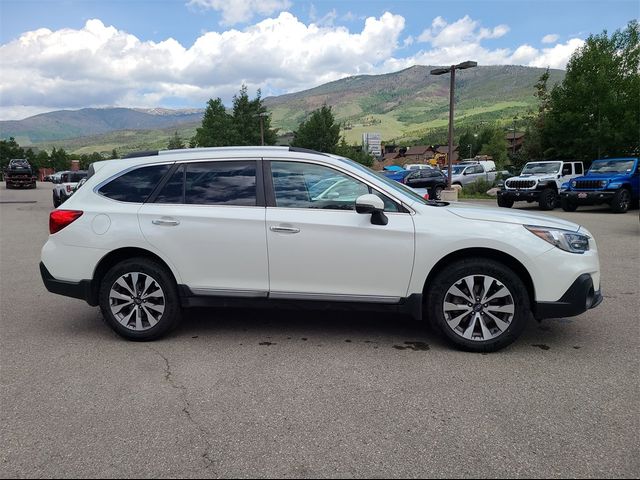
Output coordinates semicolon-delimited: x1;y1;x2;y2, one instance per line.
497;161;584;210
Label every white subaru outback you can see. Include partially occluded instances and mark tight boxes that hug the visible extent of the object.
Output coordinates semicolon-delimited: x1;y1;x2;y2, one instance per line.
40;147;602;352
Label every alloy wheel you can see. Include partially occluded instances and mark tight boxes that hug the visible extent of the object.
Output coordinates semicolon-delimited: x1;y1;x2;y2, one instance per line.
442;274;515;341
109;272;165;331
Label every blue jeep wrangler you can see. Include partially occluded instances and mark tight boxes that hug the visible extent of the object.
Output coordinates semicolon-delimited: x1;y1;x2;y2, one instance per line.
560;157;639;213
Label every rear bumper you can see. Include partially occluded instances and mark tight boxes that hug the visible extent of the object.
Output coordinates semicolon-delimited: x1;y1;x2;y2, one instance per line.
498;189;541;201
535;273;602;319
40;262;96;305
560;190;615;205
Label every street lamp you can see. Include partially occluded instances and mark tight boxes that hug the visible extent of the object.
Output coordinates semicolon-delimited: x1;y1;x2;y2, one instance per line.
431;60;478;189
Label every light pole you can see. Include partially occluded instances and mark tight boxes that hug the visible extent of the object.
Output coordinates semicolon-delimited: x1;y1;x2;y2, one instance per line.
431;60;477;189
255;112;270;146
468;144;472;160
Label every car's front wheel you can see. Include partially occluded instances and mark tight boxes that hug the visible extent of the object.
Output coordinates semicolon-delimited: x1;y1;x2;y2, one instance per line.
538;188;558;210
99;257;181;340
426;258;530;352
497;195;513;208
611;188;631;213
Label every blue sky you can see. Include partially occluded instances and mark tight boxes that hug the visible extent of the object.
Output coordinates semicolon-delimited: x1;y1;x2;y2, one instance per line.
0;0;637;119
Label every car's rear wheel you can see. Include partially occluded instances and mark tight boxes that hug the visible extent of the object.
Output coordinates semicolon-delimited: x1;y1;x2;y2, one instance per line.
426;258;530;352
99;257;181;341
432;185;444;200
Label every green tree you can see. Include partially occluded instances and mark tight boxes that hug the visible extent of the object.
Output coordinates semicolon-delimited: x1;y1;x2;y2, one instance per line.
543;21;640;161
232;85;277;146
110;149;118;159
479;126;509;168
335;136;374;167
0;137;24;171
50;147;70;171
291;105;342;153
167;131;185;150
194;98;235;147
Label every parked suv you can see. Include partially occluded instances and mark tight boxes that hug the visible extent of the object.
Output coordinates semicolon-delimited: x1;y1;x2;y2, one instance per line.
52;170;87;207
40;147;602;352
560;158;639;213
445;163;497;188
497;161;583;210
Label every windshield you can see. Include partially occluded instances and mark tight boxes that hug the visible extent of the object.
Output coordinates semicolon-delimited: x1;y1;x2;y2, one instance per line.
589;159;636;174
334;155;429;205
521;162;561;175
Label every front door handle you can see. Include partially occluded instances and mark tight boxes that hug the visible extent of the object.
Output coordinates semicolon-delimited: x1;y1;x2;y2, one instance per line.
270;225;300;234
152;218;180;226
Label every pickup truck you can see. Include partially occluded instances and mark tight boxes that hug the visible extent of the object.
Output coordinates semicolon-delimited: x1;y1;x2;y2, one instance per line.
445;162;497;187
560;157;639;213
497;160;583;210
52;170;87;207
4;159;36;189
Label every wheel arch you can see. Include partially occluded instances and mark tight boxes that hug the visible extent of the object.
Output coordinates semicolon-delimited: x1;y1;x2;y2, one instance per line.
88;247;179;306
422;247;536;309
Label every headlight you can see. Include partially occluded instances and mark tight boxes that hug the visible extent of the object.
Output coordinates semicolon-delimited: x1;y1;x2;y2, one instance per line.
571;180;577;187
600;180;608;187
608;182;621;189
524;225;590;254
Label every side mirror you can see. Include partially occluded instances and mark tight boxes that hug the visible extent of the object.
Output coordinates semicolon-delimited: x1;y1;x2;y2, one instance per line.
355;194;388;226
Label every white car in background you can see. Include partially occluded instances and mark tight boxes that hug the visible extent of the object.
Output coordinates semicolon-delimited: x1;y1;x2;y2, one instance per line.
41;147;602;352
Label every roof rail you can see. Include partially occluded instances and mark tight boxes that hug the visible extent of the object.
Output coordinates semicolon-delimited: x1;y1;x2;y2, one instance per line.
157;146;290;156
288;146;329;156
122;150;159;159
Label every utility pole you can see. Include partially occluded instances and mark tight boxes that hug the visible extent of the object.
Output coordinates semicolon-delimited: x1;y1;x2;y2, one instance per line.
430;60;478;189
255;112;269;146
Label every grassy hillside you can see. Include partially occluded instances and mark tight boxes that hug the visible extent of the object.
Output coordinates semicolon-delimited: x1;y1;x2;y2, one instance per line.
7;65;564;154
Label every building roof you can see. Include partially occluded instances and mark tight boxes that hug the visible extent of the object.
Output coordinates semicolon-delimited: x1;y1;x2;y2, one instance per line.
405;145;431;156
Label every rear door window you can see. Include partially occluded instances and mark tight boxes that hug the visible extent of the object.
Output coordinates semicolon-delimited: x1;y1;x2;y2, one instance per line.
98;164;171;203
185;161;257;206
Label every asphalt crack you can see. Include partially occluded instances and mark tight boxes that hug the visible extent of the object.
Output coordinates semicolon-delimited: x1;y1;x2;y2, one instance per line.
148;346;216;470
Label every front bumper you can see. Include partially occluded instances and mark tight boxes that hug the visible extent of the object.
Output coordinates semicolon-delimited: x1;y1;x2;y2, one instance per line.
560;190;615;205
498;189;540;201
535;273;602;319
40;262;96;305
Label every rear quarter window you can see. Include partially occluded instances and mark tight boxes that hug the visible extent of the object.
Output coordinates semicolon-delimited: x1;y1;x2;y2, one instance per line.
98;164;171;203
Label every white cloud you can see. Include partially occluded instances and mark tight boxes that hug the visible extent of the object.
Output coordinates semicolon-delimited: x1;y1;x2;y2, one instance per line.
542;33;560;44
187;0;292;26
0;14;586;120
418;15;509;46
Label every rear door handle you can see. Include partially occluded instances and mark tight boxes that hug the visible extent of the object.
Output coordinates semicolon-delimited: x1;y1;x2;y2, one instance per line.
270;225;300;234
152;218;180;226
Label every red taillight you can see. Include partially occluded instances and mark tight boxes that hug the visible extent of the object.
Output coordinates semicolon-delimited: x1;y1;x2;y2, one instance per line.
66;185;72;193
50;210;83;234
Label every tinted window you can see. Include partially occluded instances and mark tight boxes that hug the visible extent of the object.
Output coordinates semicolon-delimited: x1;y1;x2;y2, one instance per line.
155;166;185;204
185;161;256;206
69;172;87;182
575;163;583;175
271;161;399;212
99;164;170;203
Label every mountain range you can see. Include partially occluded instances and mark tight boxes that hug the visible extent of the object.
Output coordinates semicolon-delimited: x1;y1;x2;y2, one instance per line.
0;65;564;154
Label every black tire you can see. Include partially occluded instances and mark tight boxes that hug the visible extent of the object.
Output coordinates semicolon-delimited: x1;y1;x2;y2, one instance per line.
538;188;557;211
432;185;444;200
52;193;60;208
426;258;531;352
99;257;182;341
561;196;578;212
497;195;514;208
610;188;631;213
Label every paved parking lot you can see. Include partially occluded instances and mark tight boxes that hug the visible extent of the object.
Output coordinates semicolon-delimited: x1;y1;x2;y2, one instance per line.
1;183;639;478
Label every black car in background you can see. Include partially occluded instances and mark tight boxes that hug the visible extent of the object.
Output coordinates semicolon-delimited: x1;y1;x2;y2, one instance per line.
389;168;448;200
